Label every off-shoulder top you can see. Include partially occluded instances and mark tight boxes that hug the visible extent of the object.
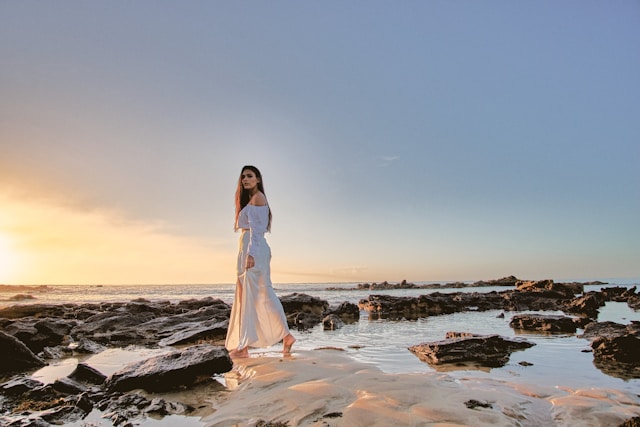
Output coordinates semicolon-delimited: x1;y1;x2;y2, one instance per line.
237;204;269;257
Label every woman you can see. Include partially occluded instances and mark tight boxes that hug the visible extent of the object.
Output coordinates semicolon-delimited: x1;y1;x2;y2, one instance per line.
225;165;296;358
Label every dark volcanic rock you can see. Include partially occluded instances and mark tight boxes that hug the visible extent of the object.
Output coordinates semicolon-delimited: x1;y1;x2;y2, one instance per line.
509;314;578;333
409;333;535;368
73;310;157;345
280;293;330;329
473;275;520;287
359;292;505;320
501;290;567;312
1;376;44;396
356;280;420;290
292;311;323;330
600;286;636;301
40;405;87;425
52;377;88;395
515;279;583;297
0;303;70;319
564;292;605;318
280;293;329;315
592;334;640;364
97;391;194;426
323;301;360;323
579;321;640;379
0;330;46;373
322;314;344;330
69;298;231;347
68;362;107;385
158;319;229;346
105;344;232;392
579;321;632;340
4;318;75;353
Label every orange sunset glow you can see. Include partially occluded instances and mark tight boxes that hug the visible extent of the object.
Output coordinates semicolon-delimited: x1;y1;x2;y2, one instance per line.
0;191;232;285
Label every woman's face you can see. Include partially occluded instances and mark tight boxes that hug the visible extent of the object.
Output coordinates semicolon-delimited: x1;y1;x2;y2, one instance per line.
241;169;260;192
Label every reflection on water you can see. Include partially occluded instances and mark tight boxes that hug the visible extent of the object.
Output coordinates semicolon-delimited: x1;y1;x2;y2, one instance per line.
31;358;79;385
84;347;173;376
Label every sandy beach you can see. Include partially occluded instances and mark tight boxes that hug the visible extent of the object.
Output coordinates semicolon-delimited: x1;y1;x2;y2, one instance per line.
204;348;640;427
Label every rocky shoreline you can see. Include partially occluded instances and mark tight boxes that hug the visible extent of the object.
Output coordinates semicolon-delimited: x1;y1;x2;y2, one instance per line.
326;275;608;291
1;278;640;426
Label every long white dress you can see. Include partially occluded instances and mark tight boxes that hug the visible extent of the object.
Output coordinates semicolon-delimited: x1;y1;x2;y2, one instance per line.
225;204;290;352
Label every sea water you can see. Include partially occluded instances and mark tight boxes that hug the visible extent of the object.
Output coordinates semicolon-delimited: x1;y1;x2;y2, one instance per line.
2;280;640;399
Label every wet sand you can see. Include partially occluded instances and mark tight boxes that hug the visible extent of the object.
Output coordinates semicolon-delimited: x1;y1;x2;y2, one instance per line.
204;348;640;427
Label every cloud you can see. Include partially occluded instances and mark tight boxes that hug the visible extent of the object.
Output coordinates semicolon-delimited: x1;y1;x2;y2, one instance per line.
377;155;399;167
330;266;369;277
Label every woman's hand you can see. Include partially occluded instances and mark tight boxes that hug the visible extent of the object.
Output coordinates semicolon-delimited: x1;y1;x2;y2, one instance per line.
246;255;255;269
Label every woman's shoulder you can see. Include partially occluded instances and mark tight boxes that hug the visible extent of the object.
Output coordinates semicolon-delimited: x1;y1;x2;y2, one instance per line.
248;192;268;206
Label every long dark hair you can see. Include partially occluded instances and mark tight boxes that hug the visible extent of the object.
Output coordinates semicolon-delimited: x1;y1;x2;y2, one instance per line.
234;165;272;231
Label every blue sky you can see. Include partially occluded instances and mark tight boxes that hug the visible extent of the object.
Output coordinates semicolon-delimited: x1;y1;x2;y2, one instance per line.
1;1;639;284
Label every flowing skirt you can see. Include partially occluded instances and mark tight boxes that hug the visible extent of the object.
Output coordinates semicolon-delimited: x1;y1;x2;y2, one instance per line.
225;230;290;351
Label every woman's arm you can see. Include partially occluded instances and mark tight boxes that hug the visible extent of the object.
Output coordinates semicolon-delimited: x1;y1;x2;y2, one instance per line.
246;193;269;261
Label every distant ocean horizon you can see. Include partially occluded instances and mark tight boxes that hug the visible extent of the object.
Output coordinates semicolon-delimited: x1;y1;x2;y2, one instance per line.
2;277;640;307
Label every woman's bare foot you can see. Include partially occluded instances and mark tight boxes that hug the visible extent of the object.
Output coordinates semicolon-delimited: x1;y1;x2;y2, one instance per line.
282;334;296;355
228;347;249;359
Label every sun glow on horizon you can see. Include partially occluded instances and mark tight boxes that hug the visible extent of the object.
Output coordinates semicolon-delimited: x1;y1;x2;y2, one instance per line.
0;190;235;285
0;233;21;283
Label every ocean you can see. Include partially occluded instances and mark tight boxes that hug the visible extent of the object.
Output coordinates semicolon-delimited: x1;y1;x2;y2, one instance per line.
2;280;640;403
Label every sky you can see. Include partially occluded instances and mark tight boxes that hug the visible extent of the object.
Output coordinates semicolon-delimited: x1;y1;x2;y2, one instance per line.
1;1;639;285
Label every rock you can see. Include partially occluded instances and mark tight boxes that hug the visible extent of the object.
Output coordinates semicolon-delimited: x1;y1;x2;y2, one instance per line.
592;334;640;364
73;310;157;345
280;293;329;316
509;314;578;333
501;290;565;312
629;296;640;310
324;301;360;323
70;299;231;347
409;333;535;367
175;296;230;312
564;292;605;318
0;415;51;427
9;294;36;301
0;331;46;374
74;392;94;412
464;399;493;409
599;286;635;301
2;320;38;346
52;377;87;395
359;292;505;320
322;314;344;330
0;304;69;319
473;275;520;287
292;311;323;330
515;279;581;298
158;319;229;346
579;321;640;379
40;405;87;425
68;362;106;385
619;416;640;427
280;293;329;329
357;280;419;290
96;391;193;426
1;376;44;396
6;318;75;353
68;337;106;354
579;321;631;340
105;344;232;392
